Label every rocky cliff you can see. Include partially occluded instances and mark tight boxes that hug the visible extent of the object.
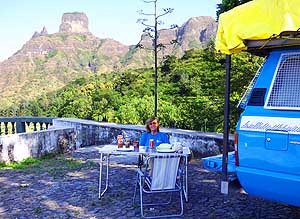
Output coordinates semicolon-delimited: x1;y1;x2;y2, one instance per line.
0;12;217;110
178;16;217;51
59;12;89;33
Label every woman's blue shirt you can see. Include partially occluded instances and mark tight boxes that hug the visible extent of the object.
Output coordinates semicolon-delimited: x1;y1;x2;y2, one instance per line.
139;132;170;147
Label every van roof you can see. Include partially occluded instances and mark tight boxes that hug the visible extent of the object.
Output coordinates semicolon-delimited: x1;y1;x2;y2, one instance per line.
245;31;300;57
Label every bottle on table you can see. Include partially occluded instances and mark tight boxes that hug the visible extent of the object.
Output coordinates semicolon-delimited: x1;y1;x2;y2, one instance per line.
149;139;154;149
133;140;139;150
117;134;124;148
125;138;131;148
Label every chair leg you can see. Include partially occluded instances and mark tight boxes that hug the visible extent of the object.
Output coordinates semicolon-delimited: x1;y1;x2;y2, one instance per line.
179;189;184;216
139;180;145;218
139;191;184;218
132;173;139;205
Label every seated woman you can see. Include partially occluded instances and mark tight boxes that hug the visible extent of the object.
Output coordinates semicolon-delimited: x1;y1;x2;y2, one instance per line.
139;116;170;147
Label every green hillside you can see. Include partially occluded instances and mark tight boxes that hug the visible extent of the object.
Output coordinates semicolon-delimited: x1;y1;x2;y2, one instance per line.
4;47;263;132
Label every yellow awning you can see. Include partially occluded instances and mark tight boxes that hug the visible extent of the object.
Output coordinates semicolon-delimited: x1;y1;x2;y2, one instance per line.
215;0;300;54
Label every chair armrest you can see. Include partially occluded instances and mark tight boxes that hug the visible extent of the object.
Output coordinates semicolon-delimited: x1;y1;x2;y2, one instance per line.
136;168;145;177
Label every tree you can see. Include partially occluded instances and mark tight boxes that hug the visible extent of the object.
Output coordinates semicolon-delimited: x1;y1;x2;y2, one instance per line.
137;0;176;116
216;0;252;19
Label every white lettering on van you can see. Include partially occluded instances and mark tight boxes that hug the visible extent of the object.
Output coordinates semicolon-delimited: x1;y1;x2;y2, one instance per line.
240;116;300;133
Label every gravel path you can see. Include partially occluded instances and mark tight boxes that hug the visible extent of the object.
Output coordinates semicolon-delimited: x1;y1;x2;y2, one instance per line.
0;147;299;219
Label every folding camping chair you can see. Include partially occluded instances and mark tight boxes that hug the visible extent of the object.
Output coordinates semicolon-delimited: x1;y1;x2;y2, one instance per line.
133;153;184;218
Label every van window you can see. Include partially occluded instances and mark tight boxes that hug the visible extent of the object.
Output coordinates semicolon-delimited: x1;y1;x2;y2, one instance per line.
237;61;265;109
248;88;266;106
266;53;300;109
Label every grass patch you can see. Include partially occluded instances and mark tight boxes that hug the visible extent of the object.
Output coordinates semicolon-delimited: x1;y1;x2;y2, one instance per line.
0;157;42;169
0;153;80;170
0;154;97;178
0;153;60;169
23;156;88;176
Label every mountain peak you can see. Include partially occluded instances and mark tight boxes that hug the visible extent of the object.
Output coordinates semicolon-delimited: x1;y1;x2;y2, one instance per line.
59;12;89;33
177;16;217;50
32;26;48;39
0;14;217;109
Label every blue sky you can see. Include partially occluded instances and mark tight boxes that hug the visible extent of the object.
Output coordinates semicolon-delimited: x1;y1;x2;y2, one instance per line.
0;0;221;61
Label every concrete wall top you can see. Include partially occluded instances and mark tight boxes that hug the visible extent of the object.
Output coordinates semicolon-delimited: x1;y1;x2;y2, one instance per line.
54;118;233;140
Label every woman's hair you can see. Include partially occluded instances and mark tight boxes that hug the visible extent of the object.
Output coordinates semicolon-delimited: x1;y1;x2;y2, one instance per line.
145;116;160;132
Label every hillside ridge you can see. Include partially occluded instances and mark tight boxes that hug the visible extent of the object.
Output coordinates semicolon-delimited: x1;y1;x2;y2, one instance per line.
0;12;217;110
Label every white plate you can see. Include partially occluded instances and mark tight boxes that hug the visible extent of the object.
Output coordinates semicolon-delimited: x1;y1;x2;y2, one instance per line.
117;146;134;152
158;143;172;148
156;149;176;153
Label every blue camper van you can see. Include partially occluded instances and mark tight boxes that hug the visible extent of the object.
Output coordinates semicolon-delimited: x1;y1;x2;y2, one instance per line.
235;45;300;206
202;0;300;208
204;35;300;207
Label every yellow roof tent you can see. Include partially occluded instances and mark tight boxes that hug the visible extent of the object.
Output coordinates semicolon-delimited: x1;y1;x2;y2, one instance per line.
215;0;300;55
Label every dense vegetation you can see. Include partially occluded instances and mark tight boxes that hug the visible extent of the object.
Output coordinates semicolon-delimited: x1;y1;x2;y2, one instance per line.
216;0;253;19
0;0;259;133
2;47;263;133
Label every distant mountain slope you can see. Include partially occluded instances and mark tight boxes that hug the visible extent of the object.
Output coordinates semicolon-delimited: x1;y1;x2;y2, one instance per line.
0;12;217;110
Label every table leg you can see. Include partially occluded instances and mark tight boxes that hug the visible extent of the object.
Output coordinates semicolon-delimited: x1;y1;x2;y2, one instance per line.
98;153;110;199
105;155;109;191
183;156;189;202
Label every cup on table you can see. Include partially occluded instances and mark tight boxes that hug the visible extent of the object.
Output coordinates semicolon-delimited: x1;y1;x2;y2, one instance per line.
117;135;124;148
133;141;139;150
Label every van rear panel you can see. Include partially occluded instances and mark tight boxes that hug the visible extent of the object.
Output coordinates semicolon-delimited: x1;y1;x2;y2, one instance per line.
237;166;300;206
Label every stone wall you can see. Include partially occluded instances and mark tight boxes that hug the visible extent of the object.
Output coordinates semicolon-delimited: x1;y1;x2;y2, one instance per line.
0;117;234;163
53;118;234;157
0;127;76;163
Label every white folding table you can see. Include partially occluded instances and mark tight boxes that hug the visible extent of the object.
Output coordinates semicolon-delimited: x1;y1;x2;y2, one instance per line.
97;144;191;202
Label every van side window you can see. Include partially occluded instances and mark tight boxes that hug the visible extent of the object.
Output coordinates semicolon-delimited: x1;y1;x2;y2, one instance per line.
266;53;300;109
238;61;265;109
248;88;266;106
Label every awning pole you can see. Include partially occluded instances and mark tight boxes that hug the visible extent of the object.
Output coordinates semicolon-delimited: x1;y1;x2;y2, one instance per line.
221;54;231;194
